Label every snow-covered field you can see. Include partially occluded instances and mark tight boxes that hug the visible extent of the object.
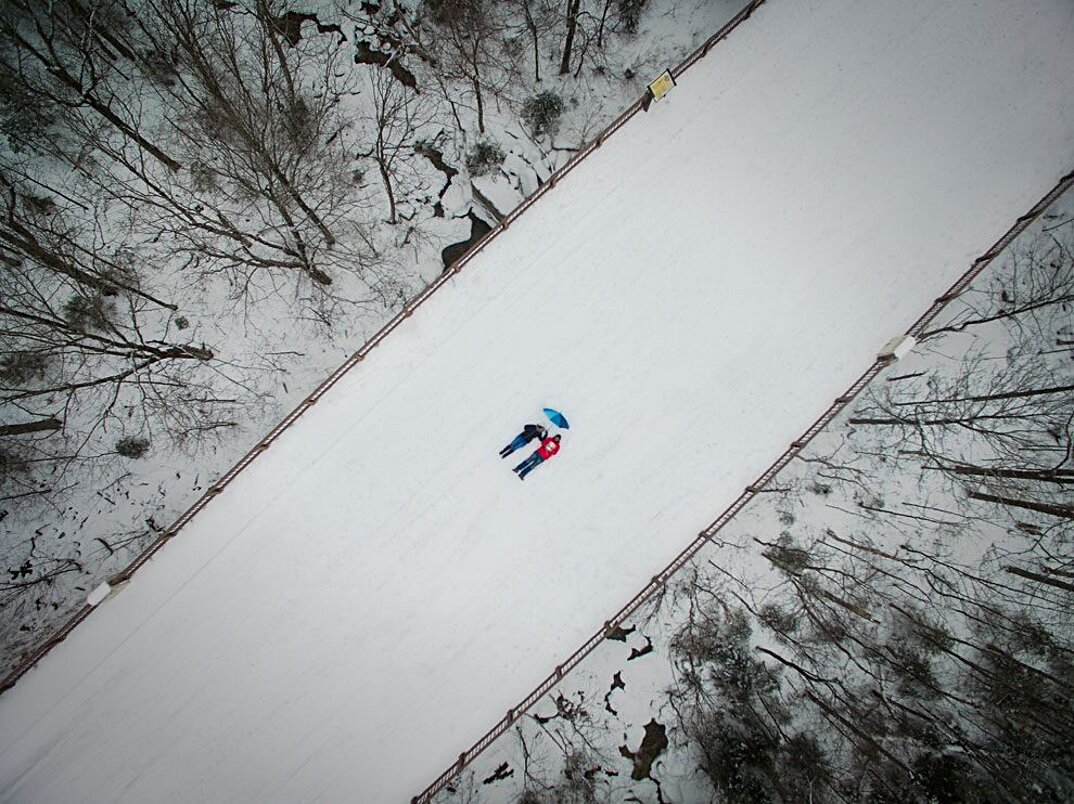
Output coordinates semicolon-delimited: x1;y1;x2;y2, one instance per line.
2;0;1073;801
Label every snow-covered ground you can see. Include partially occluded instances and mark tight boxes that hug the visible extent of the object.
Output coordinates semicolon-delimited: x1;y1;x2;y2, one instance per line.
2;0;1073;801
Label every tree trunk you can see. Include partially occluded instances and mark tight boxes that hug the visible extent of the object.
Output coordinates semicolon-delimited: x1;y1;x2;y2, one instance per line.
933;464;1074;485
894;382;1074;407
559;0;580;75
65;0;137;61
968;490;1074;519
849;414;1009;427
472;73;485;134
0;418;62;436
378;162;397;225
520;0;541;81
1004;565;1074;592
596;0;613;48
256;0;298;105
0;218;178;311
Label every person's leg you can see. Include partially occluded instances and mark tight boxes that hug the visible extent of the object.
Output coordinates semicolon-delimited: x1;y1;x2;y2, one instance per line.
514;453;537;474
501;434;527;458
518;455;544;479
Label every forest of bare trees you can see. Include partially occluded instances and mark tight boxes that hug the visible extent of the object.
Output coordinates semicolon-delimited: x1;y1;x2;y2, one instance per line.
659;221;1074;802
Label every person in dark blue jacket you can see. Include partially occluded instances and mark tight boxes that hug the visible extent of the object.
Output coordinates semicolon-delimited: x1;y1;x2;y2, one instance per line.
499;423;547;458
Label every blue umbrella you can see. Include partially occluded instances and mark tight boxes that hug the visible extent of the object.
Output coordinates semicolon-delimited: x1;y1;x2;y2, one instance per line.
543;407;570;429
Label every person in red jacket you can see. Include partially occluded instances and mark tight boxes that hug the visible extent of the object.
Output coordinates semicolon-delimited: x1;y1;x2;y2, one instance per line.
513;434;561;480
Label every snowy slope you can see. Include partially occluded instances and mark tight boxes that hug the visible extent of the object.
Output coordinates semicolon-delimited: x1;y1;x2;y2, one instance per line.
2;1;1074;801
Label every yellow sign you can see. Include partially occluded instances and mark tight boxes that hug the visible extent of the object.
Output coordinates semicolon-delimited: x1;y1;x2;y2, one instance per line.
647;70;676;102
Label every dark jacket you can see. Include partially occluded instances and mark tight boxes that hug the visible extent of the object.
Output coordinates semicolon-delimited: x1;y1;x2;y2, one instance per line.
522;424;547;442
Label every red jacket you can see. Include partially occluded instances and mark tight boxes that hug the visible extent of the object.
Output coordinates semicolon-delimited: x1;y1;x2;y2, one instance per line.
537;437;561;460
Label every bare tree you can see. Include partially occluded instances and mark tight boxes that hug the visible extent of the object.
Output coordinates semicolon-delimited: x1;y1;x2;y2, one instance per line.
358;65;436;225
660;220;1074;800
423;0;508;134
919;230;1074;343
0;171;232;491
0;0;181;171
557;0;616;79
677;517;1074;801
505;0;559;83
846;225;1074;548
131;0;377;287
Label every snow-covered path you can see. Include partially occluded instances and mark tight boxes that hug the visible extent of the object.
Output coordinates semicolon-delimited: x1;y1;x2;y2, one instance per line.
3;1;1073;801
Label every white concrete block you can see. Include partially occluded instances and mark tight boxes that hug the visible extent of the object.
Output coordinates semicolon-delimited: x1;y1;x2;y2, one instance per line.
86;580;129;607
87;582;112;607
878;334;917;361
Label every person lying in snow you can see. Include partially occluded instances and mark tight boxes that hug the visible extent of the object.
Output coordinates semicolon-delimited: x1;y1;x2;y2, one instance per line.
513;434;561;480
499;423;548;459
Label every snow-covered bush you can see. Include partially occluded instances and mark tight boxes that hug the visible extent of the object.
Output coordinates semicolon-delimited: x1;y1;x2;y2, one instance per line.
115;437;151;459
0;351;49;384
0;447;29;478
0;71;56;152
670;605;784;801
465;140;505;177
188;161;218;193
522;91;565;139
63;294;114;332
518;749;600;803
618;0;648;34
